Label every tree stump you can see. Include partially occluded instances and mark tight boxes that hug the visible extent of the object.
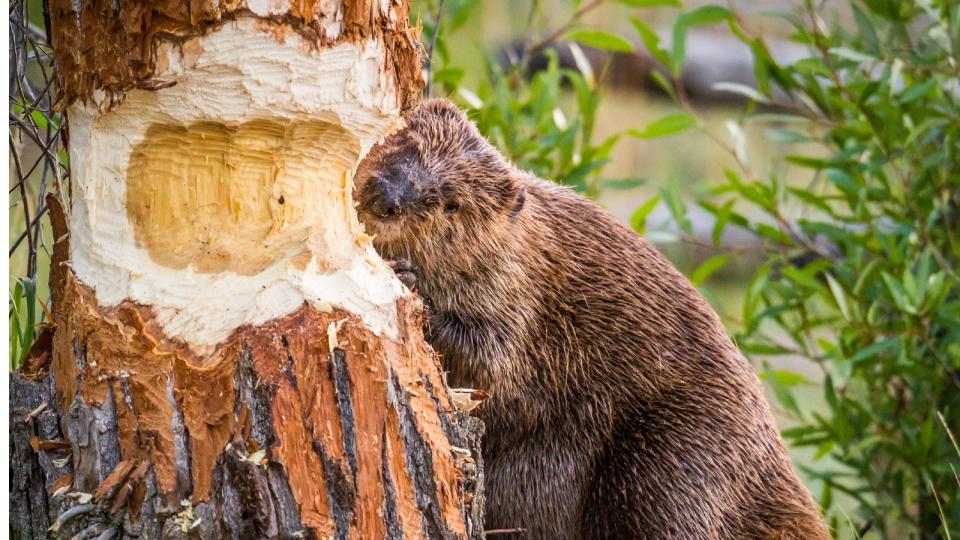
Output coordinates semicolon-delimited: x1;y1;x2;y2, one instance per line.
9;2;484;538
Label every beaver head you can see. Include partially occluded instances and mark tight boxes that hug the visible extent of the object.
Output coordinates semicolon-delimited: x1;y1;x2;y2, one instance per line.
354;99;524;262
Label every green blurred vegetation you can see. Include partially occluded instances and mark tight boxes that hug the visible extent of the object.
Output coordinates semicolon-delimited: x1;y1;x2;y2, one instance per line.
415;0;959;537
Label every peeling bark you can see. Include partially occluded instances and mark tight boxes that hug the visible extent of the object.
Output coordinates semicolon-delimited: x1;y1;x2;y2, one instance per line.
46;0;423;111
11;1;484;538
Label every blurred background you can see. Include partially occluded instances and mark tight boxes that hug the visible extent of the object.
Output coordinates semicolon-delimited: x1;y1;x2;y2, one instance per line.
10;0;959;538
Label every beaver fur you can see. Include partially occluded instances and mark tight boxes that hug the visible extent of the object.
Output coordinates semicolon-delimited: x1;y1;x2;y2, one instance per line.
354;99;831;540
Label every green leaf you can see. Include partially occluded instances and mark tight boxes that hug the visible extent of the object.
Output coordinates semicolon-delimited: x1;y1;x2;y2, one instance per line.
677;5;732;26
565;30;635;53
825;273;851;320
782;266;825;292
690;255;730;286
771;370;812;387
782;425;819;439
848;337;898;365
741;342;794;355
628;113;696;138
630;195;661;234
671;5;732;74
785;155;828;169
755;223;789;244
11;277;37;371
823;374;838;410
602;177;648;191
825;169;858;194
851;4;879;52
814;440;836;460
922;272;951;313
853;259;881;295
742;261;772;329
897;79;937;104
827;47;876;63
706;199;738;245
659;185;692;235
711;82;770;104
631;17;672;68
881;271;909;312
10;281;25;370
763;363;802;417
649;70;677;99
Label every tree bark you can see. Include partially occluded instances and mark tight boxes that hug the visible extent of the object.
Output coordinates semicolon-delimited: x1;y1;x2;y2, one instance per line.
10;2;484;538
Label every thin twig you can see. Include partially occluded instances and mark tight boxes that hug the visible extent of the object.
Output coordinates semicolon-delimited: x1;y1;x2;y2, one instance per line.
524;0;604;58
9;112;65;177
10;133;37;278
424;0;446;97
485;528;527;536
9;205;48;256
517;0;541;69
10;122;65;190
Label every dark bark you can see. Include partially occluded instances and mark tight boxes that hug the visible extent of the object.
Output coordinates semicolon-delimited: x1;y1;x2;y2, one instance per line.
10;373;71;540
10;341;485;540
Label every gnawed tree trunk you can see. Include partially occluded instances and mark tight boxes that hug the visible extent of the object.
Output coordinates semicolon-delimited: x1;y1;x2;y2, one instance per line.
10;2;484;538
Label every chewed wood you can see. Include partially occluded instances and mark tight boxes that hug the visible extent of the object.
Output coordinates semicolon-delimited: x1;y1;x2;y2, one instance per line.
126;120;360;275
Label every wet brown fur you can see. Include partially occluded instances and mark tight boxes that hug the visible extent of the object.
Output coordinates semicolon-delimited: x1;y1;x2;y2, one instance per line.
355;99;832;540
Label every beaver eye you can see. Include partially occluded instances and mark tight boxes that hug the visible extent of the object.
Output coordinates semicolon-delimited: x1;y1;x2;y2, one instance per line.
444;201;460;214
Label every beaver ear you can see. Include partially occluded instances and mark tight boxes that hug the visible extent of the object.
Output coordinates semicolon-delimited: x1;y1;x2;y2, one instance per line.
508;186;526;221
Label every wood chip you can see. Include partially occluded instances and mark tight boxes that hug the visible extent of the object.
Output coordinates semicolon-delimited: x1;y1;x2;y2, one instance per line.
450;388;489;413
50;474;74;497
94;460;136;502
28;437;71;453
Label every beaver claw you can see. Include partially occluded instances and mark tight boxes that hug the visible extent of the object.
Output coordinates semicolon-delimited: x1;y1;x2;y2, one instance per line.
388;259;417;291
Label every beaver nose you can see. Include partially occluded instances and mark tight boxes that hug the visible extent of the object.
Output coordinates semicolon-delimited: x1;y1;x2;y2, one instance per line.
364;176;413;220
373;195;402;218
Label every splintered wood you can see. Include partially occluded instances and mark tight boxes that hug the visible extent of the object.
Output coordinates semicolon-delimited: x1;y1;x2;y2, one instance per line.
126;120;360;275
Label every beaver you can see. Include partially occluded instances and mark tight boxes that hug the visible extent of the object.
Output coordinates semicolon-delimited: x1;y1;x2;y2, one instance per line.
354;99;831;540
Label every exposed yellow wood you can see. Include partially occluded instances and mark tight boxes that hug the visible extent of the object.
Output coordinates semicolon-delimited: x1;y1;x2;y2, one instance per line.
127;119;359;275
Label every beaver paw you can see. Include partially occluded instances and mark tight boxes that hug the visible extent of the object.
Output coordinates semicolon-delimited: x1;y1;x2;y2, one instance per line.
388;259;417;291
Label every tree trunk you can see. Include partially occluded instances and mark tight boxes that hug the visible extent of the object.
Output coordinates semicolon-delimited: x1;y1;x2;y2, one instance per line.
10;2;484;538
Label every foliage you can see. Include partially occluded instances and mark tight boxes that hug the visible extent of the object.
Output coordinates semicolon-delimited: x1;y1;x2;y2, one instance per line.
462;52;629;197
632;1;960;537
9;0;64;370
10;277;38;370
419;0;638;198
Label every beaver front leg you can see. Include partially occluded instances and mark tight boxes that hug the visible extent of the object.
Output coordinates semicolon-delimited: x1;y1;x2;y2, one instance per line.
387;258;418;291
424;309;522;390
